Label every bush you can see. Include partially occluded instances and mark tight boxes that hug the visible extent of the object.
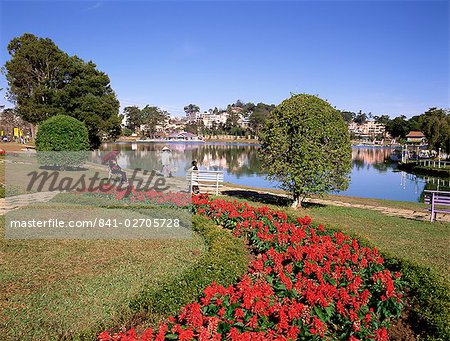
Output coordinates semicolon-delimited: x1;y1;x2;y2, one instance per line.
122;128;133;137
324;225;450;340
35;115;90;167
383;257;450;340
259;94;352;206
129;214;249;318
101;196;404;340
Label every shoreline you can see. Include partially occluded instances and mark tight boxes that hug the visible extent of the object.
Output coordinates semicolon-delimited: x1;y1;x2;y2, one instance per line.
117;137;398;147
398;162;450;179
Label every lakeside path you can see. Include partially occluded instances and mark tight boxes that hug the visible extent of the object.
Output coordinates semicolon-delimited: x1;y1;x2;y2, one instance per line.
221;184;450;223
1;183;449;222
1;141;448;223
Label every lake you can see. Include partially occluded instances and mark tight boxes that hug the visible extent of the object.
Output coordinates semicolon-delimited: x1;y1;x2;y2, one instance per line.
100;142;450;203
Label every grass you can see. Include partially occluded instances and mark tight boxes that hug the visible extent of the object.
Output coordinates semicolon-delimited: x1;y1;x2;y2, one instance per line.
129;215;250;326
297;205;450;281
223;182;429;212
0;217;206;340
217;192;450;339
219;193;450;282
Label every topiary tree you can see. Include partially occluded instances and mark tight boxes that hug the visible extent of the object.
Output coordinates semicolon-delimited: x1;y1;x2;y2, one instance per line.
36;115;90;168
259;94;351;207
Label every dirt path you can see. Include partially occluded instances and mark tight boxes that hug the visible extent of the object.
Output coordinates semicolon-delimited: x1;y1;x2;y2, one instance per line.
0;191;59;215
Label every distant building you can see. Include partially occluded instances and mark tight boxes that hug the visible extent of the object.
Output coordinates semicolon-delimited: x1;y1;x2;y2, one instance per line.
187;111;230;128
166;131;202;141
405;131;426;144
348;121;386;138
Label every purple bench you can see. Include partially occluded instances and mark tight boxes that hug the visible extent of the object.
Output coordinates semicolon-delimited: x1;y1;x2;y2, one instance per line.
424;190;450;222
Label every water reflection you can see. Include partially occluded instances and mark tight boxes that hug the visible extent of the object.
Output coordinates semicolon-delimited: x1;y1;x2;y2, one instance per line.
100;143;449;202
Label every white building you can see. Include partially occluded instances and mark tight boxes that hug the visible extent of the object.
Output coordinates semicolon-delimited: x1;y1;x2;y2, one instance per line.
349;121;386;137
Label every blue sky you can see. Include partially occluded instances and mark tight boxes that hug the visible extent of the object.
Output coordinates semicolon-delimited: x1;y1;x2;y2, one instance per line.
0;0;448;117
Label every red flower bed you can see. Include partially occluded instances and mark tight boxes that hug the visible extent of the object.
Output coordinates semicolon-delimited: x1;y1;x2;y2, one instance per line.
99;195;404;340
77;185;192;207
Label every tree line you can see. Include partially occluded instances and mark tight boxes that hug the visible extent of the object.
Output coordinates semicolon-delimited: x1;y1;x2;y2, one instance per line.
2;33;448;152
2;33;121;148
339;108;450;152
181;100;276;137
122;105;169;138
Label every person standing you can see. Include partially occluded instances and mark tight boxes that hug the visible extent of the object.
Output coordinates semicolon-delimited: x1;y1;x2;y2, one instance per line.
161;146;172;177
191;160;199;194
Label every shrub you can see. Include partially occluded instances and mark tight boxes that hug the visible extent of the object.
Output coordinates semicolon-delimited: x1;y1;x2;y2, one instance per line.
100;195;404;340
122;128;133;137
259;94;352;206
129;215;249;318
316;225;450;340
384;257;450;340
35;115;89;167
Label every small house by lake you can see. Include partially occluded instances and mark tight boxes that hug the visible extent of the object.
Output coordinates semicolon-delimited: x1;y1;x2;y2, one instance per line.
166;131;203;141
406;131;426;144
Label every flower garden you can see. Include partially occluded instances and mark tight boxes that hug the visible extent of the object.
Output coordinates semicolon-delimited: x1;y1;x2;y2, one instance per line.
98;194;404;341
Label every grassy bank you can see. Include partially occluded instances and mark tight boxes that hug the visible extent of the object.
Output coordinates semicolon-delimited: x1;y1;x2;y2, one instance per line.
217;192;450;339
0;217;206;340
223;182;429;212
129;215;249;326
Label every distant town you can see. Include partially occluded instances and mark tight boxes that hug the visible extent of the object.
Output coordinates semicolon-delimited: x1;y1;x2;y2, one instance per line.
111;101;447;149
1;100;447;149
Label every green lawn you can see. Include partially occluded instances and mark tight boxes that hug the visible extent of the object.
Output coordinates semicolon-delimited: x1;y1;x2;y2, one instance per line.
0;218;205;340
223;182;429;211
219;193;450;339
297;204;450;281
219;193;450;282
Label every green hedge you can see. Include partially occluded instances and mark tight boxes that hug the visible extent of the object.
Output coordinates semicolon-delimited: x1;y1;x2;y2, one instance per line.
383;257;450;341
36;115;90;168
73;215;249;340
322;225;450;341
129;215;250;318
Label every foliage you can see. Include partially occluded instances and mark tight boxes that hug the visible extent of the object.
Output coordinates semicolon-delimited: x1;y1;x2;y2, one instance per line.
259;94;352;205
339;110;356;124
129;215;249;318
382;108;450;153
3;33;120;148
249;102;276;134
318;219;450;341
100;195;404;340
373;115;391;126
122;127;133;136
123;106;143;131
189;100;275;137
0;107;31;134
383;257;450;340
386;115;410;139
122;105;169;137
35;114;89;167
184;104;200;115
420;108;450;152
78;185;192;207
354;111;369;125
141;105;169;137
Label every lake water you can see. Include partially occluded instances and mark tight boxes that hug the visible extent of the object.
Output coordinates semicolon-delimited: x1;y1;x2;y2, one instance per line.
101;142;450;203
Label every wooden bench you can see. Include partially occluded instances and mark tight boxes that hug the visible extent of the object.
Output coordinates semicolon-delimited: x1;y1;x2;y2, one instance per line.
186;170;224;195
424;190;450;222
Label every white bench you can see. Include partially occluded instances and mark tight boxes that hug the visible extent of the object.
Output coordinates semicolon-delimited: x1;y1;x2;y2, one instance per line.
424;190;450;222
186;170;224;195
